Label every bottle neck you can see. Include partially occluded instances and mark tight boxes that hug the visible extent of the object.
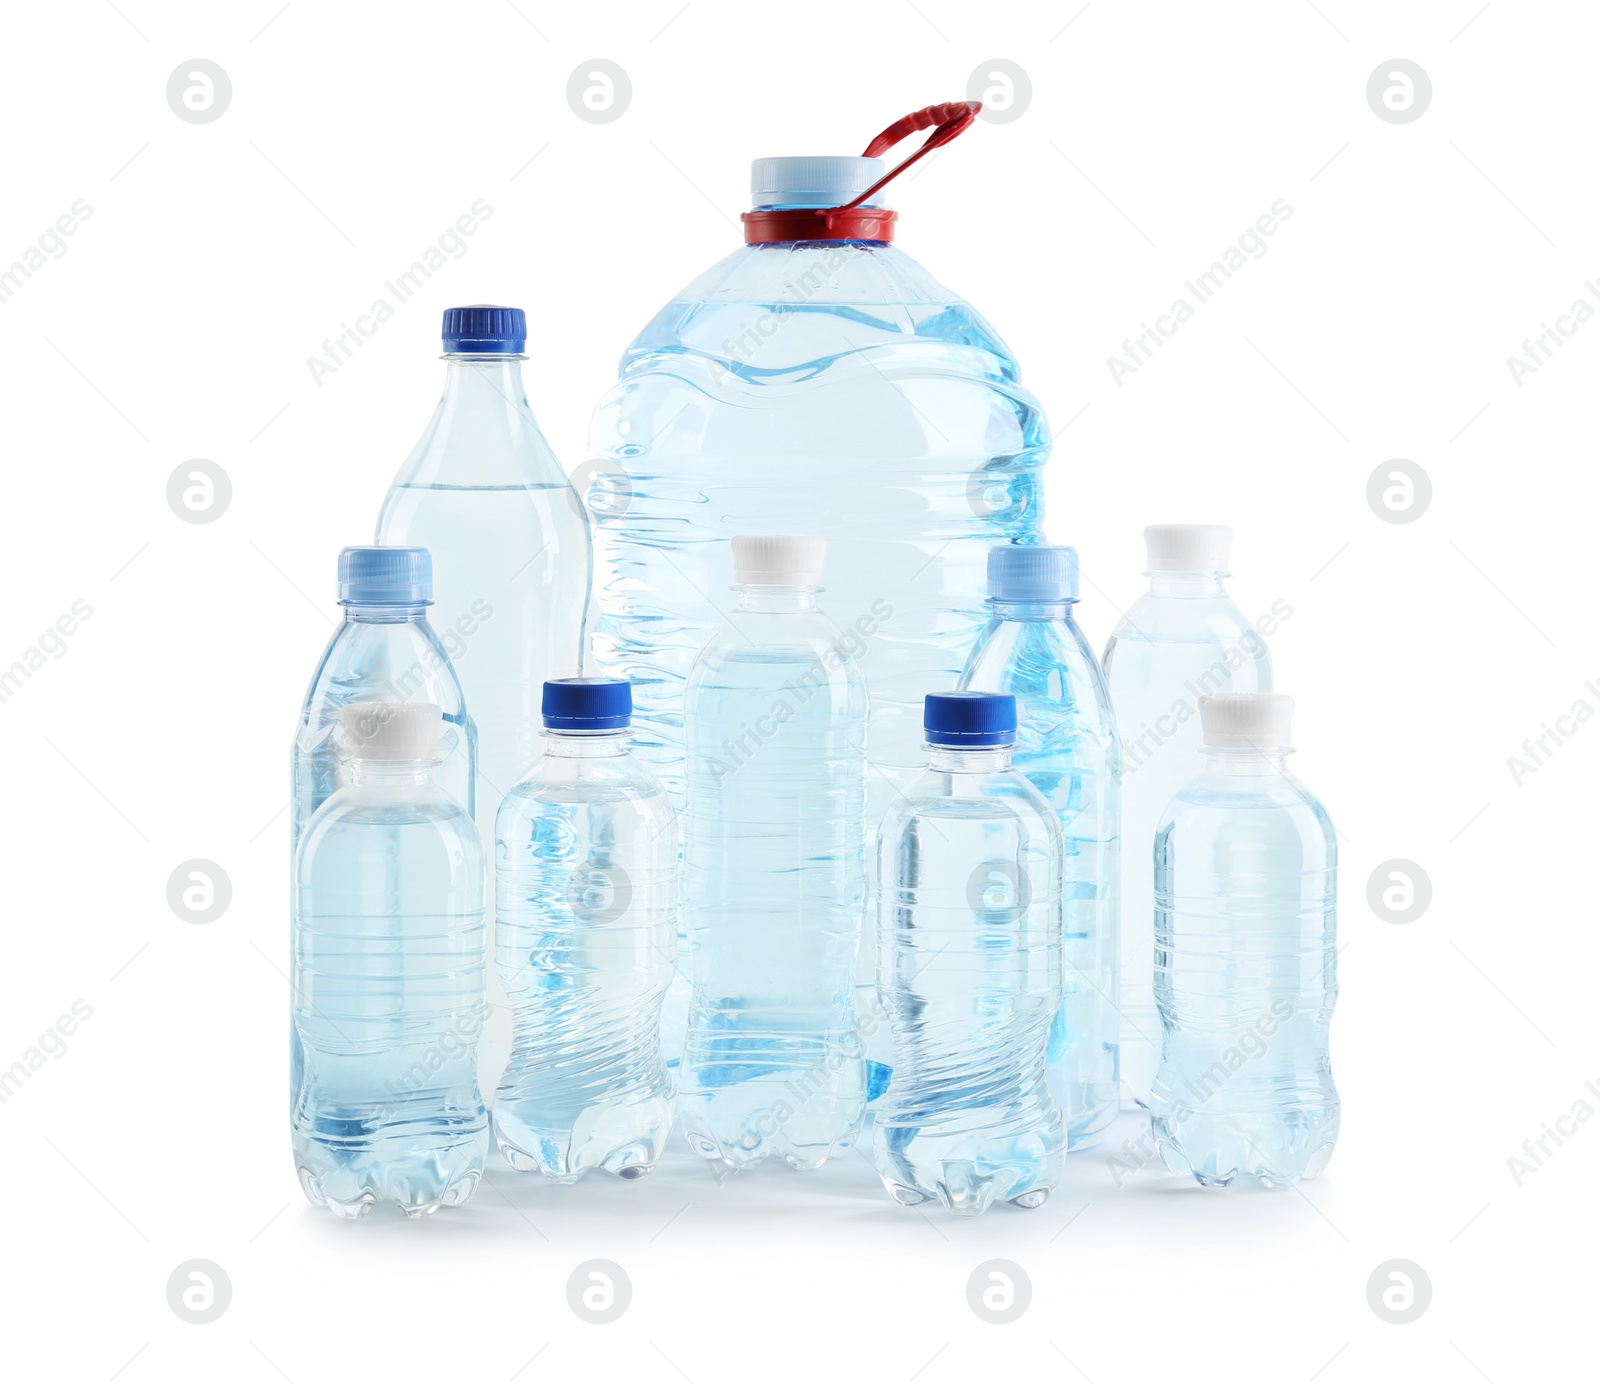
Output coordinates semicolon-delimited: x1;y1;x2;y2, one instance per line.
346;758;436;786
1147;570;1228;597
440;353;529;407
1202;745;1291;774
542;729;632;758
735;584;819;613
342;602;429;624
989;597;1075;623
926;743;1014;773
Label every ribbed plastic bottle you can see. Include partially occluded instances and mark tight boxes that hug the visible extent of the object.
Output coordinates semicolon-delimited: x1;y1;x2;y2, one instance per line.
377;305;592;1099
1151;694;1338;1187
493;678;678;1181
678;535;868;1170
873;693;1065;1216
1103;525;1272;1106
291;547;473;851
958;546;1120;1148
291;701;487;1218
587;105;1048;821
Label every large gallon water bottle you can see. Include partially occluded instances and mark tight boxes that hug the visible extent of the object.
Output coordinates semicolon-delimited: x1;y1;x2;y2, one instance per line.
1102;525;1272;1106
1150;694;1338;1187
873;693;1065;1216
493;678;678;1182
291;701;487;1218
291;547;473;850
377;305;592;1100
588;103;1048;814
678;535;868;1171
958;546;1120;1149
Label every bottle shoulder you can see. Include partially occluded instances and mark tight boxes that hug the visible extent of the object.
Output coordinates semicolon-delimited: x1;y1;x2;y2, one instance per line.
1160;770;1335;854
961;615;1114;729
296;784;482;867
881;766;1063;838
296;620;467;729
688;608;869;688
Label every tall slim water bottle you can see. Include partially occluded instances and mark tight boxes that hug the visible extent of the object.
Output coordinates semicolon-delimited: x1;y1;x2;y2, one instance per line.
291;701;487;1218
292;547;473;850
1103;525;1272;1106
958;546;1120;1148
873;693;1065;1216
1151;694;1338;1187
494;678;678;1181
377;305;593;1097
679;536;867;1170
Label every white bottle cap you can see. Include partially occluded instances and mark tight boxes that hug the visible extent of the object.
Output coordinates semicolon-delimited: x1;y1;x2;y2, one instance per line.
340;701;444;760
731;534;826;586
1144;524;1232;574
1200;693;1294;748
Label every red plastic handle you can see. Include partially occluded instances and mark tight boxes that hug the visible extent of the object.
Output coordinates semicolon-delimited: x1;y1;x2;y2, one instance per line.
741;100;982;245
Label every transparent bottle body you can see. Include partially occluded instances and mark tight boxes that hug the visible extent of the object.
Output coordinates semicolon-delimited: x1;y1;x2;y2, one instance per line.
873;746;1066;1216
1150;750;1338;1187
588;240;1050;1073
678;588;868;1170
960;601;1121;1148
377;355;593;1101
290;605;474;850
493;731;678;1181
291;762;487;1217
1103;573;1271;1105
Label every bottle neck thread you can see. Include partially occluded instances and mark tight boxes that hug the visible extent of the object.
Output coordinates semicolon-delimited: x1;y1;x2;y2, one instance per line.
734;584;819;613
542;729;631;758
926;743;1014;773
1147;571;1228;597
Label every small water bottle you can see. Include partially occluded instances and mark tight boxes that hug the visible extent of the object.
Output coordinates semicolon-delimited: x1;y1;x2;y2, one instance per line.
1151;693;1338;1187
493;678;678;1181
291;546;473;851
1103;525;1272;1107
291;701;487;1218
873;692;1065;1216
959;545;1120;1149
679;535;868;1171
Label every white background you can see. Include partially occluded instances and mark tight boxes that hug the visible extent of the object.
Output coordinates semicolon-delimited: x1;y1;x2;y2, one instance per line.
0;1;1591;1380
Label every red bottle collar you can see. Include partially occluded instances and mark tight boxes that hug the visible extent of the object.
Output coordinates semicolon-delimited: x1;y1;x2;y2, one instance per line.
740;101;981;246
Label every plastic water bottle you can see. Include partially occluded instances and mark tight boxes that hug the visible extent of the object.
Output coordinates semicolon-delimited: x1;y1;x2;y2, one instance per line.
1102;525;1272;1106
678;535;867;1170
292;547;473;851
493;678;678;1181
377;305;592;1099
1151;694;1338;1187
873;693;1065;1216
958;546;1120;1149
291;701;487;1217
588;108;1047;816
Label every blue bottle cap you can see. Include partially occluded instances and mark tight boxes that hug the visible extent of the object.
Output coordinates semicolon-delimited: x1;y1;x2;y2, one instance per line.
338;547;432;605
924;691;1017;747
542;677;632;731
442;304;526;354
988;544;1079;603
